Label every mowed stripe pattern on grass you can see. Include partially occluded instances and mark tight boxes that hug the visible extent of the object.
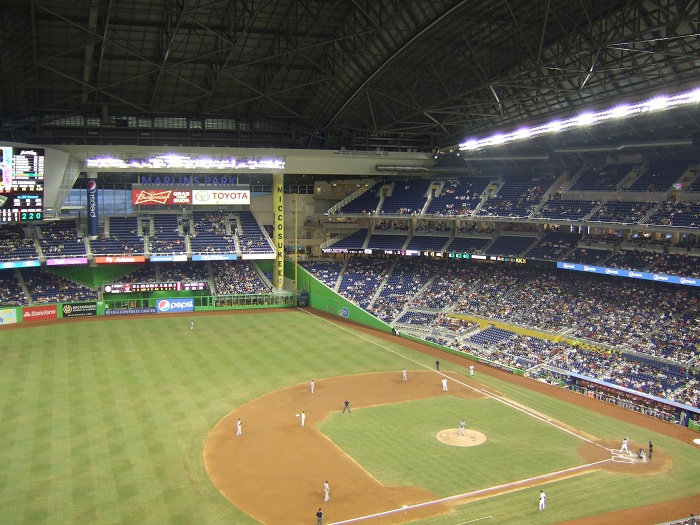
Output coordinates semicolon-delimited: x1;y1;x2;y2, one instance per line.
0;312;412;525
0;310;698;525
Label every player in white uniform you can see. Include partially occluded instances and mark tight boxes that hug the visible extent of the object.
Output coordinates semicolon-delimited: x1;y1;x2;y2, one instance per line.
310;379;315;393
620;437;630;454
323;481;330;501
301;411;306;427
539;490;546;510
236;418;242;436
441;378;448;391
402;368;407;381
458;419;466;435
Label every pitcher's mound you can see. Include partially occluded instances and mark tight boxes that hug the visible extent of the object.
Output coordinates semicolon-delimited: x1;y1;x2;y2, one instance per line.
436;429;486;447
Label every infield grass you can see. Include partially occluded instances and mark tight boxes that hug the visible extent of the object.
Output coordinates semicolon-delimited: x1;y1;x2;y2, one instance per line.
0;309;698;525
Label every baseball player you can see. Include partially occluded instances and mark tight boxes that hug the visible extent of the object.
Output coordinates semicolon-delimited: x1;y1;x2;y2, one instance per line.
342;400;351;413
236;418;242;436
539;490;546;511
402;368;407;381
310;379;315;393
620;437;631;454
441;378;448;391
458;419;466;435
190;320;194;331
469;365;474;376
316;508;323;525
301;411;306;427
324;480;330;501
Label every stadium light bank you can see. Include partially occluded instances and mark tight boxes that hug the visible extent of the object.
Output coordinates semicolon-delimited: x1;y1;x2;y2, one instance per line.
85;154;285;171
458;87;700;152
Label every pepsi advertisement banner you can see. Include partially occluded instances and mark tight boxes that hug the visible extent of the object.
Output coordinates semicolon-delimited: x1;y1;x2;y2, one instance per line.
156;298;195;313
87;178;98;237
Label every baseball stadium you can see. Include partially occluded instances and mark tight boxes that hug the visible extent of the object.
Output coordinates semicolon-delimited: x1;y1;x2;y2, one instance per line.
1;2;700;525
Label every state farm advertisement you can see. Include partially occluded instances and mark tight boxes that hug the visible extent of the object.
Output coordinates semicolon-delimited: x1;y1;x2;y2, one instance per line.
22;305;58;322
132;190;192;205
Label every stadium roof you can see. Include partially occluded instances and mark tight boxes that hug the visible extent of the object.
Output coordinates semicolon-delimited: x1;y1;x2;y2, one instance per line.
1;0;699;155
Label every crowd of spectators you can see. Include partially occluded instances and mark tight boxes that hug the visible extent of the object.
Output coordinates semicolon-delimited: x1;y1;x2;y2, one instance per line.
148;214;186;254
337;257;393;308
302;256;700;410
38;220;87;257
158;261;209;282
189;212;237;253
21;267;96;304
369;258;438;321
211;261;269;295
0;224;37;261
589;200;656;224
0;271;25;305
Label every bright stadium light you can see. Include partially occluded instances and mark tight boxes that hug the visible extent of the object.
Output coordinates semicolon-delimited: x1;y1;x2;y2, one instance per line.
85;154;286;171
458;86;700;152
646;96;670;112
576;112;595;126
611;104;631;118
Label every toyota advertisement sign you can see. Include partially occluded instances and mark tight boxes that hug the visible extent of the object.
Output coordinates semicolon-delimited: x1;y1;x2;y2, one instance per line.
131;188;250;206
192;189;249;205
156;298;195;313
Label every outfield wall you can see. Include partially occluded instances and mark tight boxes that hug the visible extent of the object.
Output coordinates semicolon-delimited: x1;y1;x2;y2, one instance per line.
292;262;392;333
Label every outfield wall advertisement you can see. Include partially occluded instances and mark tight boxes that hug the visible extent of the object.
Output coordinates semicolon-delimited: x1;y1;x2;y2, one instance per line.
156;298;194;313
22;305;58;322
62;302;97;318
0;308;18;325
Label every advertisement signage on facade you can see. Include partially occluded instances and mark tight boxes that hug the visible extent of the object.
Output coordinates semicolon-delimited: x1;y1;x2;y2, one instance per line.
132;190;192;205
22;305;58;322
156;298;195;313
192;189;250;205
0;308;18;324
62;302;97;318
47;257;89;266
95;256;147;264
105;307;157;316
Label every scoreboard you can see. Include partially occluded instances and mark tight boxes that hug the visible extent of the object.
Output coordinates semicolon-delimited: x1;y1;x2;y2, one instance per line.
103;282;209;293
0;146;44;222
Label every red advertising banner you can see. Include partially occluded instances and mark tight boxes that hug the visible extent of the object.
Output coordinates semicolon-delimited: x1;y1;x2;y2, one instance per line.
22;305;58;322
95;256;147;264
132;190;192;205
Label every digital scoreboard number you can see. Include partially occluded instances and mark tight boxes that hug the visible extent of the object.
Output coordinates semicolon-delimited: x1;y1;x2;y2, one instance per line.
0;146;45;223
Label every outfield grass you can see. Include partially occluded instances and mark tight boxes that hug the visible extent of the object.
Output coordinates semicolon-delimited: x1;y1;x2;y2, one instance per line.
0;309;698;525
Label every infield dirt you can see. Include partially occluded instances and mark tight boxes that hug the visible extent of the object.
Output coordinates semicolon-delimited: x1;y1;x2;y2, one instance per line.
203;310;700;525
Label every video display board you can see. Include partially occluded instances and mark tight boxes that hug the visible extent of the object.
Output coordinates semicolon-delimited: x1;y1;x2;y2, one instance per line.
103;282;209;293
0;146;44;222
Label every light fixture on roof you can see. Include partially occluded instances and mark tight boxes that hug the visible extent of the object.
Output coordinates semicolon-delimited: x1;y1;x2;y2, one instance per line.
85;154;285;171
576;112;595;126
458;86;700;152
